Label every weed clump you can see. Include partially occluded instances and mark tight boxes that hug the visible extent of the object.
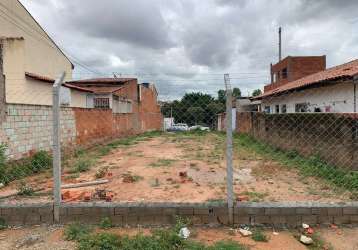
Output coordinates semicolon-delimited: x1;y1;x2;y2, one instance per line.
99;217;113;229
64;222;93;241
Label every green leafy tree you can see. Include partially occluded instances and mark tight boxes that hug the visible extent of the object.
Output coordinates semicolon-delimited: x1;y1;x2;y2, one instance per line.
252;89;262;97
233;88;241;98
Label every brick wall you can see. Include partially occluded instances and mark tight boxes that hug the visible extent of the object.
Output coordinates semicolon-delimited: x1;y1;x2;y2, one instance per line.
236;112;358;170
0;202;357;227
0;104;76;159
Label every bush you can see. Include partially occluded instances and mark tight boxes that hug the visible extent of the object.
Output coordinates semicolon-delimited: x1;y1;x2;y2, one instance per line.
30;151;52;173
78;233;121;250
71;157;93;173
251;229;269;242
0;149;52;185
64;222;92;241
0;218;7;230
99;217;113;229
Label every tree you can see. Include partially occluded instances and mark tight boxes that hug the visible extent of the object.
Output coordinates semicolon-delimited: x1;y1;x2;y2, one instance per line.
217;90;226;104
233;88;241;98
252;89;262;97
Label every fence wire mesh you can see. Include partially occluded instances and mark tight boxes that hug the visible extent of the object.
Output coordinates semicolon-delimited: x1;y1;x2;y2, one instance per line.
0;73;357;205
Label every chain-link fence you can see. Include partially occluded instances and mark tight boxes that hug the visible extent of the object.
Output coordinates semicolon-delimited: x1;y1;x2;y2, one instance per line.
0;72;357;211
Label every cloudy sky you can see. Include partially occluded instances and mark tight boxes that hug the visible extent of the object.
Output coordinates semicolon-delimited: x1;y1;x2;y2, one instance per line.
22;0;358;100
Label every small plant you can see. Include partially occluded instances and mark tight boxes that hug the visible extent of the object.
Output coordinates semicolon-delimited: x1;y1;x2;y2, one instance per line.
174;216;191;233
64;173;80;180
78;232;121;250
99;217;113;229
150;158;176;167
251;229;269;242
17;181;35;196
70;157;93;173
64;222;92;241
95;166;109;179
30;151;52;173
0;218;7;230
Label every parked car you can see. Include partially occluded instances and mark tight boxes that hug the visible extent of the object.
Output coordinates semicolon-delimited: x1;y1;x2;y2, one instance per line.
189;125;210;131
167;123;189;132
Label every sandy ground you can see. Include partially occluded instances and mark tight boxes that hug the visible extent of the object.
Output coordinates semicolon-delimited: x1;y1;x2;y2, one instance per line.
0;225;357;250
0;133;352;204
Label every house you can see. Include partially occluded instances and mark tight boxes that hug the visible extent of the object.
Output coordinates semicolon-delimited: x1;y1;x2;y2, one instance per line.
253;56;358;113
66;78;162;129
0;0;78;109
236;97;261;112
65;78;138;113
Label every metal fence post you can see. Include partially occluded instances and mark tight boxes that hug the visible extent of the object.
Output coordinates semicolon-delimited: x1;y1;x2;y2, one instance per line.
224;73;234;224
53;72;65;223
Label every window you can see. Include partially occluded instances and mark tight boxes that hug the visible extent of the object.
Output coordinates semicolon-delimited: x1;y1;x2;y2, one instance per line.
94;98;110;109
275;105;280;113
281;104;287;113
282;68;288;79
295;103;308;113
264;106;271;113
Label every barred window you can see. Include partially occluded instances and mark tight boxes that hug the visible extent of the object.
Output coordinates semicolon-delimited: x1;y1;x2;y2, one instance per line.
94;98;110;109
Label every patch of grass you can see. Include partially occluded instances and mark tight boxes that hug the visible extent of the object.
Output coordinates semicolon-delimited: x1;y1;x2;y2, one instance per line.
17;181;35;196
251;229;269;242
235;134;358;192
241;191;268;202
66;217;247;250
69;157;94;173
78;232;121;250
150;158;176;167
64;173;80;180
99;217;113;229
64;222;93;241
0;149;53;185
307;232;333;250
0;218;7;230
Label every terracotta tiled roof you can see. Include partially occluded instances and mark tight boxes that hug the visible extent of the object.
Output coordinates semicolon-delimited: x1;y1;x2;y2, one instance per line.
62;83;94;93
254;59;358;99
67;78;136;84
73;85;125;94
25;72;55;83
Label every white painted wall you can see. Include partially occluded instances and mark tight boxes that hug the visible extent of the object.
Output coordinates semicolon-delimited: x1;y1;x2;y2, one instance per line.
261;82;357;113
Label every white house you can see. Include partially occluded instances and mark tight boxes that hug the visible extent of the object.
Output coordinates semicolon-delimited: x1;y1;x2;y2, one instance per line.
253;58;358;114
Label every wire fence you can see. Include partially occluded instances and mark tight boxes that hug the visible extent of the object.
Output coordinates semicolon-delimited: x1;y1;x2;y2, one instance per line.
0;72;357;212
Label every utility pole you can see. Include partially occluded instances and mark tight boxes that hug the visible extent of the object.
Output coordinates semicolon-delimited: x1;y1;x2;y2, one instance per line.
279;27;282;62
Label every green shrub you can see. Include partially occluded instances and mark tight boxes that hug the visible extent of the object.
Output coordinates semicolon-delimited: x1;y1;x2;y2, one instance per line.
64;222;92;241
0;218;7;230
78;233;121;250
251;229;269;242
71;157;93;173
17;181;35;196
99;217;113;229
30;151;52;173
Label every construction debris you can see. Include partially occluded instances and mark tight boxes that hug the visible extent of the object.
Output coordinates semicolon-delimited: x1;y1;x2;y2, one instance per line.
302;223;310;229
62;179;109;189
179;171;188;178
0;183;4;189
179;227;190;239
300;235;313;245
239;228;252;237
16;234;42;248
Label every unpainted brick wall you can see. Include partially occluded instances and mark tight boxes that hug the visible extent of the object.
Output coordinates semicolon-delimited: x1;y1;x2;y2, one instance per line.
236;112;358;170
0;104;76;159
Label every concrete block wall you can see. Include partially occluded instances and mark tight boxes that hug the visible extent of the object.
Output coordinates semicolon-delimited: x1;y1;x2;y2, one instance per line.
0;104;76;159
1;202;357;227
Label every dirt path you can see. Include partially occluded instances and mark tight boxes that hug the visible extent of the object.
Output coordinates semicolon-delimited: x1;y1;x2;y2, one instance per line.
0;132;352;204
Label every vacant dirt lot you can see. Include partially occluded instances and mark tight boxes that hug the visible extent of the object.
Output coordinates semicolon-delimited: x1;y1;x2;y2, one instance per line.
0;224;357;250
0;132;353;203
